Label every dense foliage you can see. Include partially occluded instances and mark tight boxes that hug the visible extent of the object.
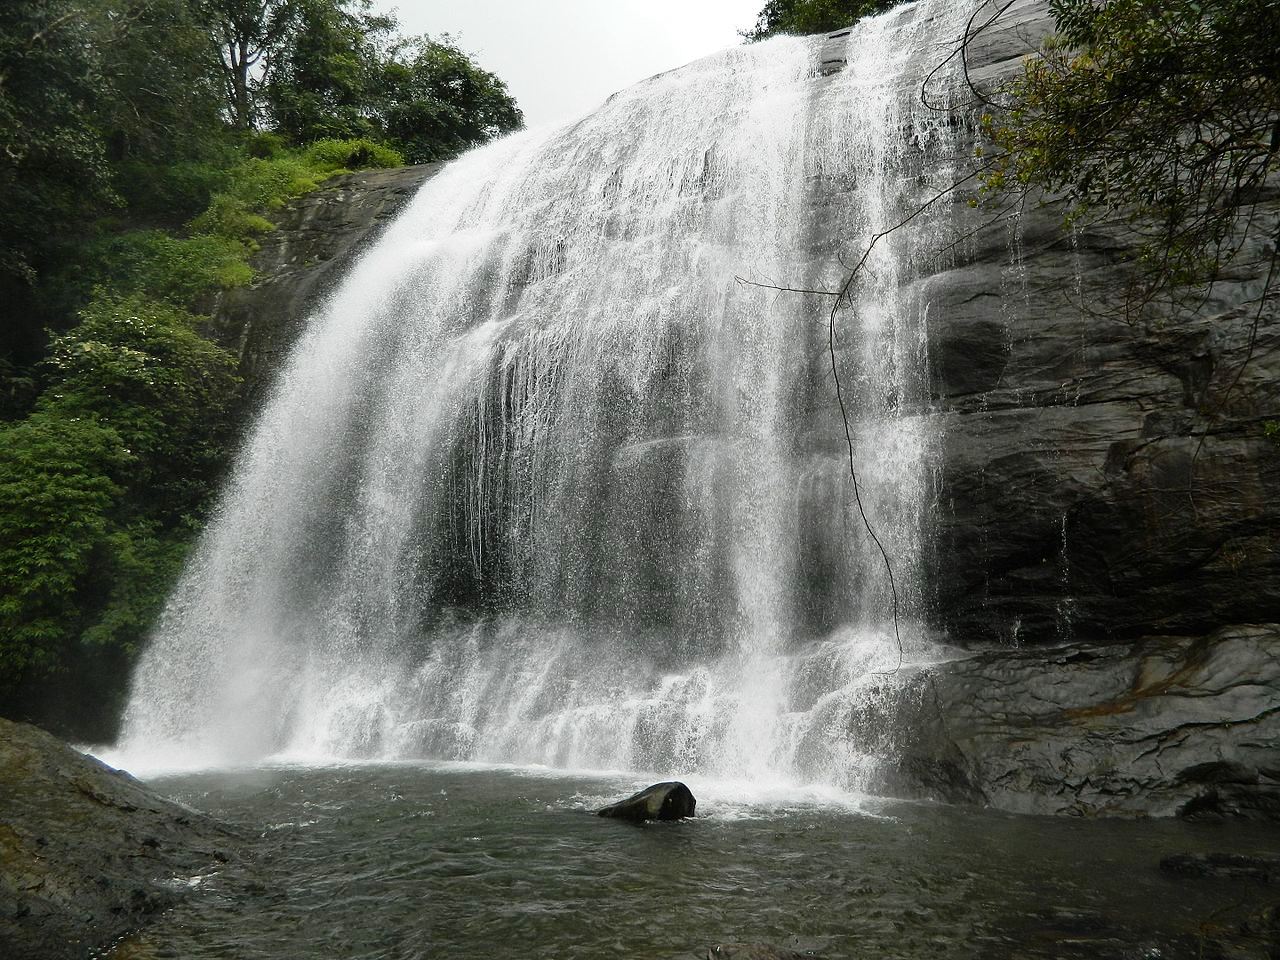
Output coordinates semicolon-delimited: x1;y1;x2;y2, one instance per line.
0;299;240;732
0;0;521;736
0;0;230;372
981;0;1280;307
1;0;521;368
743;0;903;40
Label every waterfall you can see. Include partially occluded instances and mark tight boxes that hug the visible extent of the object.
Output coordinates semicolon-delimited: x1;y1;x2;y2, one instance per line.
117;0;971;786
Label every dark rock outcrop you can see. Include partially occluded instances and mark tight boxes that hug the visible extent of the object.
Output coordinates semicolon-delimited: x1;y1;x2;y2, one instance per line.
0;719;237;960
207;163;440;398
924;186;1280;646
1161;853;1280;885
808;0;1280;817
597;781;696;821
820;0;1280;648
863;624;1280;817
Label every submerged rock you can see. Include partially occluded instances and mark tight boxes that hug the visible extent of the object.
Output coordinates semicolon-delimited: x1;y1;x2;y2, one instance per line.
597;781;696;821
0;718;238;960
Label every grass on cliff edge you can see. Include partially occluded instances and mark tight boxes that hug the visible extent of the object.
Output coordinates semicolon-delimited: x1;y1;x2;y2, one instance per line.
78;136;405;314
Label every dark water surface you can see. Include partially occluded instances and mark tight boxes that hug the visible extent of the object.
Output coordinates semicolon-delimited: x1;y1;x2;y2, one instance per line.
110;764;1280;960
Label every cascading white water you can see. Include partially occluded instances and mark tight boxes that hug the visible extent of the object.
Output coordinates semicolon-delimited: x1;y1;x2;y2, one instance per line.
116;0;971;785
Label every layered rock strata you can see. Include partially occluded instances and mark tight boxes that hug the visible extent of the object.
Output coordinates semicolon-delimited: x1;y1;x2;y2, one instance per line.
863;624;1280;817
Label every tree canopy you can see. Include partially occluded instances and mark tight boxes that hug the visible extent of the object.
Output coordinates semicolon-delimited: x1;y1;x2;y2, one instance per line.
266;8;524;164
743;0;903;40
0;0;523;368
981;0;1280;308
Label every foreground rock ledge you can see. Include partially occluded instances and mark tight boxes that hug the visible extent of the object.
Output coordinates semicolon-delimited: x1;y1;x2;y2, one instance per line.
0;719;237;960
868;623;1280;818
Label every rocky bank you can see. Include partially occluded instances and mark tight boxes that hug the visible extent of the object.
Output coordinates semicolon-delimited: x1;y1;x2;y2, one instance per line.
0;719;237;959
860;624;1280;817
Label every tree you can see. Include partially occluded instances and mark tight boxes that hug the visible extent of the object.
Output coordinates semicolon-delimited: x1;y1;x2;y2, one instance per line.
980;0;1280;309
0;413;129;680
207;0;522;161
0;295;240;732
375;36;523;164
42;296;242;517
264;0;394;144
198;0;301;130
0;0;231;369
0;0;115;365
96;0;232;220
743;0;904;40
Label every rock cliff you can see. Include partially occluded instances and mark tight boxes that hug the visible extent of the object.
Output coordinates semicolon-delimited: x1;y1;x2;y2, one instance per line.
865;624;1280;817
210;0;1278;818
207;163;440;400
859;0;1279;816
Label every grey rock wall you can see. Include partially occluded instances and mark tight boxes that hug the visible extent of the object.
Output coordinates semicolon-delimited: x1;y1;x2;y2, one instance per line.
207;163;440;401
925;190;1280;646
824;0;1280;816
834;0;1280;648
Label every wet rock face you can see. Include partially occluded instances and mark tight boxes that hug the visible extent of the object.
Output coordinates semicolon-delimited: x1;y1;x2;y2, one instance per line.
0;719;237;960
206;163;440;401
924;194;1280;646
597;781;696;821
866;624;1280;818
918;1;1280;645
857;0;1280;817
805;0;1280;647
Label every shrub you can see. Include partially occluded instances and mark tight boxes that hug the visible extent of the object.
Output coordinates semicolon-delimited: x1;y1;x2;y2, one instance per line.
305;137;404;172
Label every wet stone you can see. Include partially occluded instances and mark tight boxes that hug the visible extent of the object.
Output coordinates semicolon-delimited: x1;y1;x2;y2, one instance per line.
597;781;696;822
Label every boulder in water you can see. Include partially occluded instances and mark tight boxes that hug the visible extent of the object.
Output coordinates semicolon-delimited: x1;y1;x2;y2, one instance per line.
596;781;695;822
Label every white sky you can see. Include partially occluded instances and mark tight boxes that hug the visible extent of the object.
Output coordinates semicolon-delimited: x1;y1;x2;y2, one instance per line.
377;1;765;130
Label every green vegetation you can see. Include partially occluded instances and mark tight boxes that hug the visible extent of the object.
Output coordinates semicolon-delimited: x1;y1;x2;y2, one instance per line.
267;9;524;163
77;138;403;313
0;298;240;733
743;0;903;40
0;0;521;736
980;0;1279;309
1;298;239;670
